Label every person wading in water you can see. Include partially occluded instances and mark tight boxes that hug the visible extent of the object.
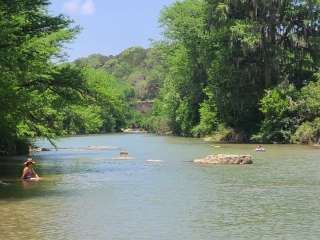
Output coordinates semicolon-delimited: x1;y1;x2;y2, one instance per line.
21;158;40;181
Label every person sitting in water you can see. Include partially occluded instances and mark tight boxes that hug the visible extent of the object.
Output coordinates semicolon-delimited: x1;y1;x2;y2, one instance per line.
21;158;40;180
255;145;266;152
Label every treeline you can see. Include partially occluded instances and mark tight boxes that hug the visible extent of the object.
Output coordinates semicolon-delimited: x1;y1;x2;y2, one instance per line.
145;0;320;144
2;0;320;155
74;46;168;101
0;1;131;155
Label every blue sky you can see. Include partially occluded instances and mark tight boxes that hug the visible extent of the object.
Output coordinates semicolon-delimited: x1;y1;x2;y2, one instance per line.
49;0;174;60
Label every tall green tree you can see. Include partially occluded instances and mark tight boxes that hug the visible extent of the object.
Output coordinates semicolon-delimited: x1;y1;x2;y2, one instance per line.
158;0;208;136
151;0;320;141
0;1;129;154
205;0;320;133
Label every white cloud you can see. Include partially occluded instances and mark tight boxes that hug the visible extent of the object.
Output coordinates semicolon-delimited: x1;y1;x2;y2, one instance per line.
81;0;95;15
63;0;95;16
63;0;79;15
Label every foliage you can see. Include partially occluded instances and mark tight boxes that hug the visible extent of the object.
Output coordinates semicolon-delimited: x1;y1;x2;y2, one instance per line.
141;114;171;135
255;81;320;143
205;0;320;132
84;68;131;132
74;54;109;68
149;0;320;143
155;0;207;136
2;0;320;151
298;80;320;121
252;85;299;143
75;45;168;100
292;81;320;144
292;118;320;144
191;88;219;137
62;105;103;135
0;0;82;154
60;67;132;134
0;1;132;154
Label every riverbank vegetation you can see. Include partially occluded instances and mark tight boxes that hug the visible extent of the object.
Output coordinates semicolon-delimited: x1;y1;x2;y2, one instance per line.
2;0;320;155
145;0;320;144
0;1;132;155
75;46;168;101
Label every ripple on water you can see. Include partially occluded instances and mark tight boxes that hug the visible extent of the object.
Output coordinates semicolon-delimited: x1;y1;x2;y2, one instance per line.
1;134;320;240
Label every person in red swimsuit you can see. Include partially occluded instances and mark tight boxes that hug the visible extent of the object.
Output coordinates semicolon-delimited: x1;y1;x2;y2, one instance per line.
21;158;40;180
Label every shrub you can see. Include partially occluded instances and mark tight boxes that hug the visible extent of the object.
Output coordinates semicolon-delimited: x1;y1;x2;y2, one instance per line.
292;118;320;144
192;101;219;137
254;85;299;143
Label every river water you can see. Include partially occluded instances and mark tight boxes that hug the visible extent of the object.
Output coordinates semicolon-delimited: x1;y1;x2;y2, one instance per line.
0;134;320;240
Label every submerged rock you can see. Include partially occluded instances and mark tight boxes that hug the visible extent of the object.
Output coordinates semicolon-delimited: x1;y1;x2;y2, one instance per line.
193;154;253;165
120;150;128;157
112;150;134;160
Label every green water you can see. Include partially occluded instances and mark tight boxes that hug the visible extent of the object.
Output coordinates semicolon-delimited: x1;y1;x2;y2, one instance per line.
1;134;320;240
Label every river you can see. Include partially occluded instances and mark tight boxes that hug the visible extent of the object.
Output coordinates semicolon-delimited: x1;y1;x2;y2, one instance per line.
0;134;320;240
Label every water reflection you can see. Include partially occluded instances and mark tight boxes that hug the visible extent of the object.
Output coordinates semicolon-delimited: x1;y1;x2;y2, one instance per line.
21;179;39;189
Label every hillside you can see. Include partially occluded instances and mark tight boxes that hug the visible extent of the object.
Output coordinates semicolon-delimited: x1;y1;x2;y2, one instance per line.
74;46;168;100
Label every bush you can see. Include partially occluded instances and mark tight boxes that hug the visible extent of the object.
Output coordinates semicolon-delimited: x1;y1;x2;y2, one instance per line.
142;115;171;135
192;101;219;137
255;81;320;144
254;85;299;143
298;81;320;121
292;118;320;144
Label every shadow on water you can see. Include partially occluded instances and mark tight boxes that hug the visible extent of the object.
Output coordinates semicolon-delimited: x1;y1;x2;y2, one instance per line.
0;181;77;201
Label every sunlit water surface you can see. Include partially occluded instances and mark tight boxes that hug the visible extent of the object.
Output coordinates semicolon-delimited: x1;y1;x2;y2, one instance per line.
1;134;320;240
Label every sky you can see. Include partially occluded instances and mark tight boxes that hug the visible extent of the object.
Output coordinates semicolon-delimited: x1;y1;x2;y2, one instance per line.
49;0;175;60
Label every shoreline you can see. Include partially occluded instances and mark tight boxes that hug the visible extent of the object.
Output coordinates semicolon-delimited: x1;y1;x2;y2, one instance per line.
1;132;319;157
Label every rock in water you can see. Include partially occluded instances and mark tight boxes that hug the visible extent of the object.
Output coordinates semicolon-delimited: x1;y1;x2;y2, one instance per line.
120;150;128;157
112;150;134;160
193;154;253;165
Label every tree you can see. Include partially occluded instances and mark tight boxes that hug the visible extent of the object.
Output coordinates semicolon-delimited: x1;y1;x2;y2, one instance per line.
205;0;320;134
157;0;208;136
151;0;320;142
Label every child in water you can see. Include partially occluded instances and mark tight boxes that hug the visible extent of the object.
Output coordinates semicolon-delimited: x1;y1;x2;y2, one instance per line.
21;158;40;181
